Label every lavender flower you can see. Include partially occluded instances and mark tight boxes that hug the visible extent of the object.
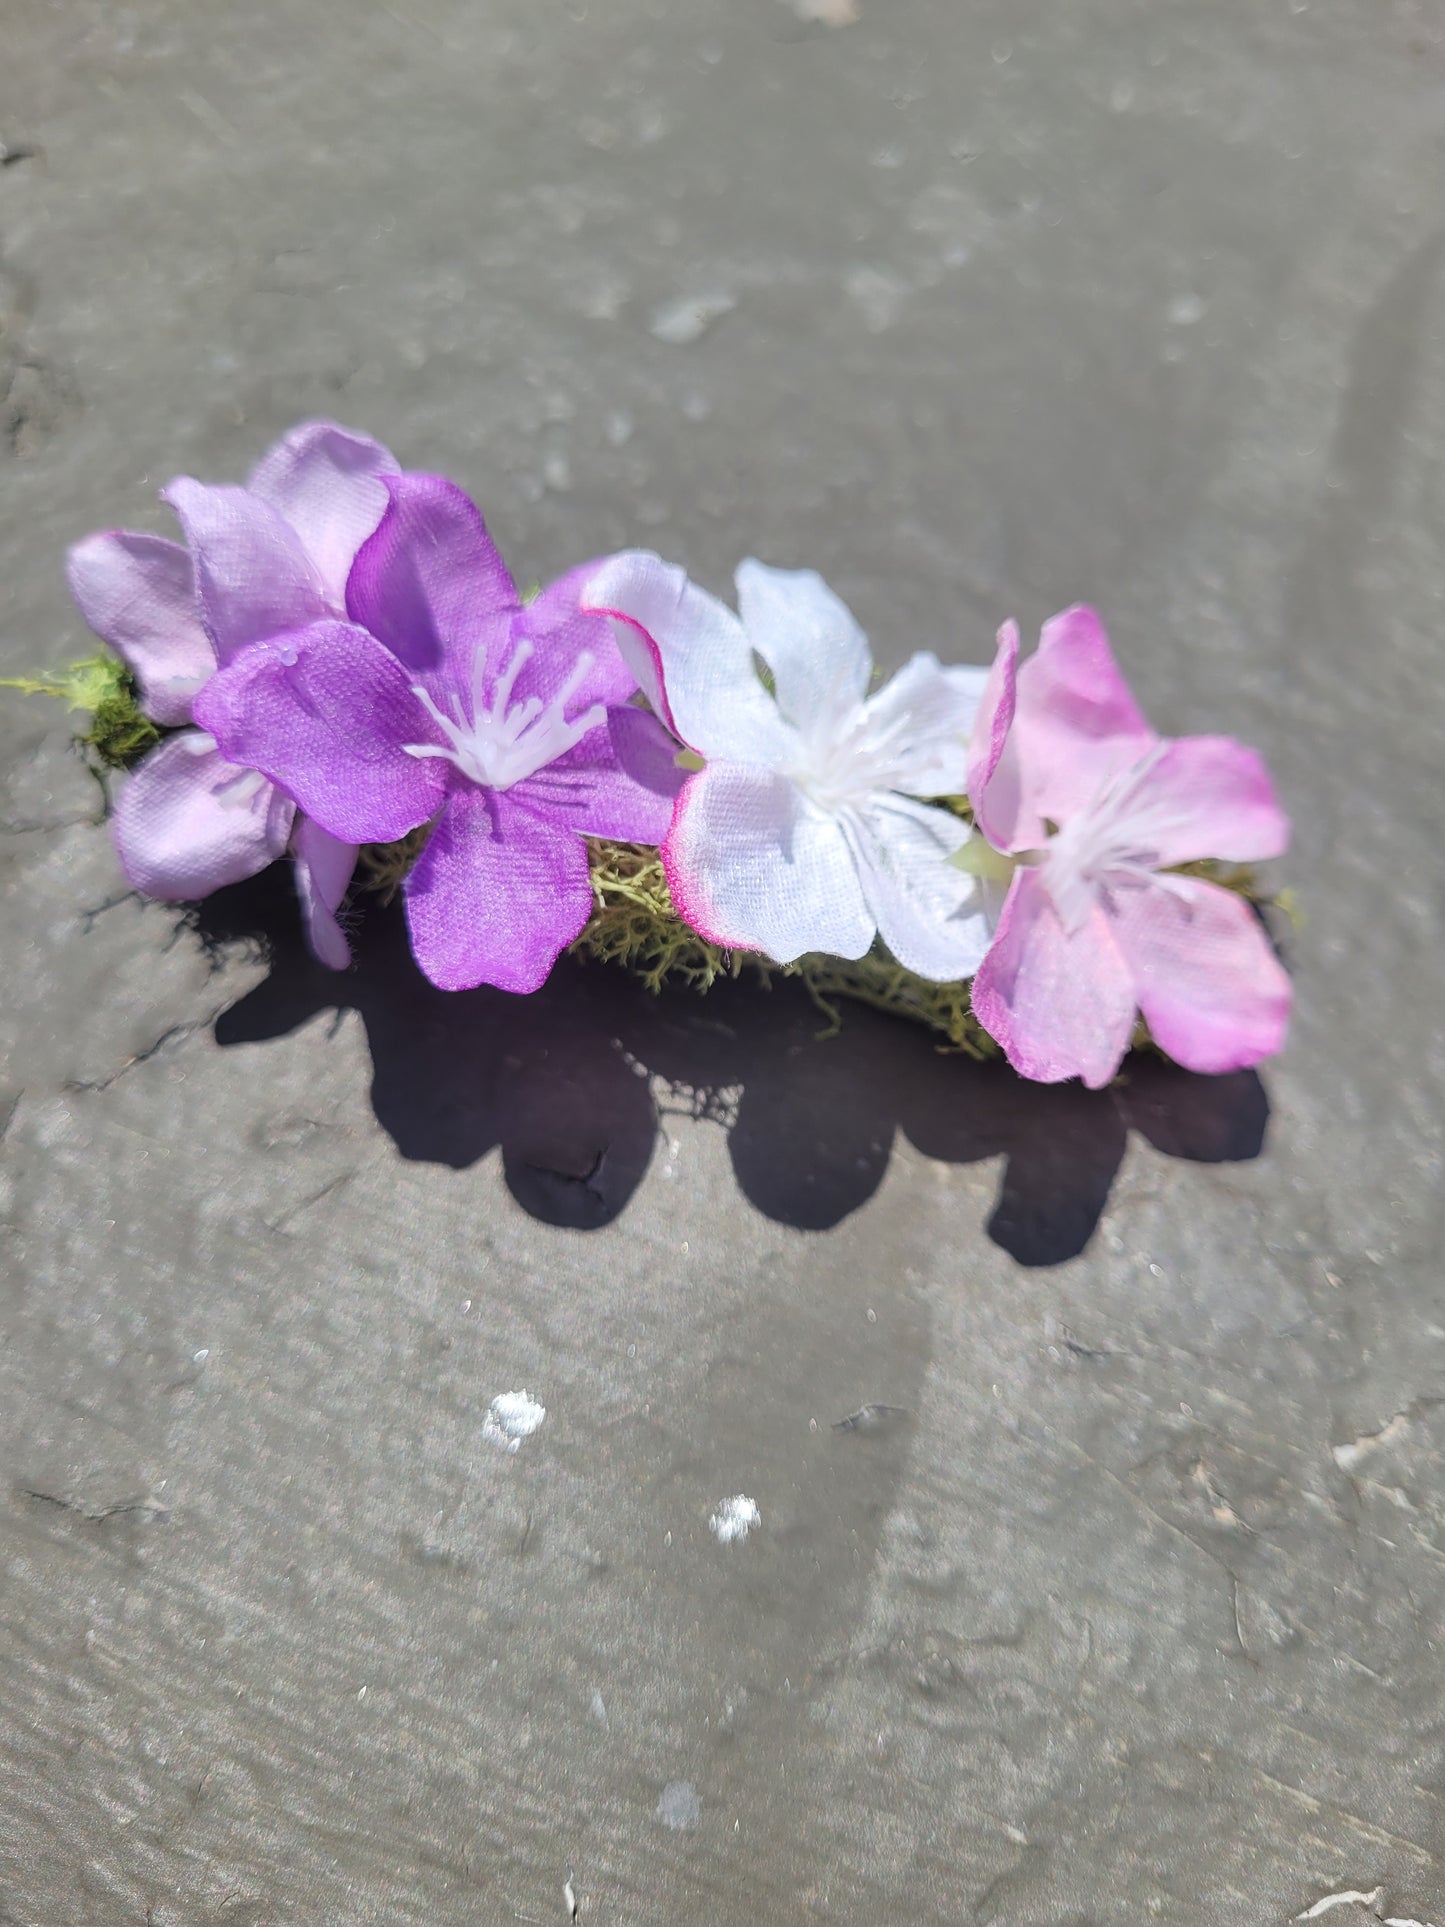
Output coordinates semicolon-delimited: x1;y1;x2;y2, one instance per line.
67;421;401;966
194;474;681;992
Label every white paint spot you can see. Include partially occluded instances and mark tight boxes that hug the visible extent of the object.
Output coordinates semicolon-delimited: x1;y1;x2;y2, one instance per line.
648;290;736;346
1332;1412;1409;1473
482;1390;546;1453
845;264;909;334
1296;1895;1384;1921
709;1495;761;1545
657;1780;700;1830
590;1689;608;1726
780;0;858;22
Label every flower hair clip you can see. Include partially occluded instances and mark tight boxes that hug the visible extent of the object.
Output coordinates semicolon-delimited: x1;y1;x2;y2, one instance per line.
7;419;1291;1088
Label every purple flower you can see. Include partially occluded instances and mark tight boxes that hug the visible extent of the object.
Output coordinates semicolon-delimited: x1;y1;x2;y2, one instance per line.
67;420;401;967
193;474;682;993
967;607;1291;1087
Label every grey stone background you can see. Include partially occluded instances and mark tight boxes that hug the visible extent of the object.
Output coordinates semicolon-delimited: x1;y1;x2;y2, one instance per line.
2;1;1443;1921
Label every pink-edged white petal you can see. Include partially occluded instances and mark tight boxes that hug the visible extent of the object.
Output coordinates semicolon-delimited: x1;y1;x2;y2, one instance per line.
734;559;872;730
583;550;793;763
1013;606;1158;828
846;794;994;980
863;651;988;799
1110;874;1291;1075
1114;735;1290;868
402;787;593;993
66;532;213;726
971;866;1138;1088
967;620;1033;851
662;761;874;962
247;421;398;606
291;815;358;971
163;478;328;663
114;730;294;901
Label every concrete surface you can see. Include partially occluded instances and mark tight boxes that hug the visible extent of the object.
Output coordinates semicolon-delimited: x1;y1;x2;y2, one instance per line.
2;1;1443;1921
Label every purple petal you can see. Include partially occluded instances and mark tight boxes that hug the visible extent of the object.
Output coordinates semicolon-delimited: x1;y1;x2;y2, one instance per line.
164;478;328;662
192;620;447;844
402;787;593;993
970;867;1137;1088
114;730;293;900
66;531;214;726
247;421;399;605
518;706;684;842
1112;875;1291;1075
345;472;518;694
966;619;1033;852
292;815;358;970
1014;607;1158;827
1120;735;1291;868
512;560;645;713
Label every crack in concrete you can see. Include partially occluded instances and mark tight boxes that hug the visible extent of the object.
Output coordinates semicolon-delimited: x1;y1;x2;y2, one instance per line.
21;1487;169;1525
63;1008;225;1094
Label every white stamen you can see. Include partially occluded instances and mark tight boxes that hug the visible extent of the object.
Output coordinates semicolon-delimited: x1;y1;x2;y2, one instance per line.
1042;743;1179;932
402;637;606;793
785;685;920;816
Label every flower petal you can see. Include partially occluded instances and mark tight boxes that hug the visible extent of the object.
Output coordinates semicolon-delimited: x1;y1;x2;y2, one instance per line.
661;761;874;962
164;478;329;662
66;532;214;726
1014;606;1158;826
519;705;684;843
846;795;994;980
516;561;642;712
291;815;358;970
734;558;871;730
1111;874;1291;1074
971;866;1137;1087
114;731;293;900
967;619;1032;850
1117;735;1290;868
193;620;447;844
582;551;793;763
247;420;398;606
402;787;592;993
345;472;518;694
865;651;988;799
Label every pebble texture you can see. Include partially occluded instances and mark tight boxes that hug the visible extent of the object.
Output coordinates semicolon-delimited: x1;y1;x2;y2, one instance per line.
1;2;1443;1921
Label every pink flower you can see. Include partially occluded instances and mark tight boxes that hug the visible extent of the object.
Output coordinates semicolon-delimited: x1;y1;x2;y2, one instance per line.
967;607;1291;1087
67;421;401;967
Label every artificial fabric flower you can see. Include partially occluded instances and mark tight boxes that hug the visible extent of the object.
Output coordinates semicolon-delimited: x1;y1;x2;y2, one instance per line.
194;475;681;993
67;420;401;967
966;606;1291;1087
582;552;996;978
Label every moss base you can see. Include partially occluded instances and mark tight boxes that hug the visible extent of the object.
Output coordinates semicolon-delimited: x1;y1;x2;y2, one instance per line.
9;649;1273;1057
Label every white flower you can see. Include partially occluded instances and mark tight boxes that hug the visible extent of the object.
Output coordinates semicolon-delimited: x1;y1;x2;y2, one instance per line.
583;553;995;979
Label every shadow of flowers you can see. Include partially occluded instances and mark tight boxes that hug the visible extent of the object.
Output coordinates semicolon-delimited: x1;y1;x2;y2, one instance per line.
191;871;1269;1264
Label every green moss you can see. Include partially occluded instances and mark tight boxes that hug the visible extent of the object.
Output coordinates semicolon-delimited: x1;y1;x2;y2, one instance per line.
570;839;741;992
2;650;161;795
